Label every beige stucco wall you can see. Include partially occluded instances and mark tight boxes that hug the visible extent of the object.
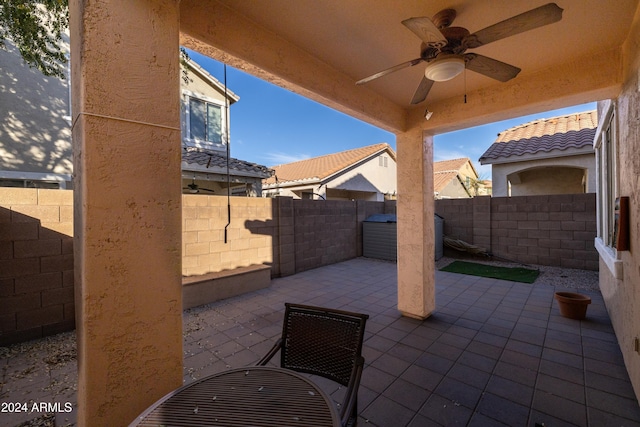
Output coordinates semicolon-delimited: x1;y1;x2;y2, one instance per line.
598;3;640;401
70;1;183;425
396;129;435;319
0;39;72;185
438;178;471;199
491;153;595;197
327;152;397;201
509;166;586;196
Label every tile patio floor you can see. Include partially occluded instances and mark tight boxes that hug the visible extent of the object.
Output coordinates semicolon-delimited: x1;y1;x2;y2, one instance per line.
3;257;640;426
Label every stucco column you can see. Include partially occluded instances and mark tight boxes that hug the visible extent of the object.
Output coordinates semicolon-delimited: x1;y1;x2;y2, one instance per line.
397;128;435;319
70;1;182;425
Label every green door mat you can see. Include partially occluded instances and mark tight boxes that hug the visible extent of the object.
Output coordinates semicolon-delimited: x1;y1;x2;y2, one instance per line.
440;260;540;283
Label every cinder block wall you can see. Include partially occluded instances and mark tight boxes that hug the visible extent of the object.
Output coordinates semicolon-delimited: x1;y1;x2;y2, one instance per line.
182;196;393;277
1;190;393;345
182;195;276;277
436;194;598;270
0;189;74;346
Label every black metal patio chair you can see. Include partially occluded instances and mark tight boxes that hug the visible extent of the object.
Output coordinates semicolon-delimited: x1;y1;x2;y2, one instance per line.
257;303;369;427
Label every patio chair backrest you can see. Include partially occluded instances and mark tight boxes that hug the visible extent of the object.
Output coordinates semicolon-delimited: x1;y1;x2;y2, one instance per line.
280;303;369;386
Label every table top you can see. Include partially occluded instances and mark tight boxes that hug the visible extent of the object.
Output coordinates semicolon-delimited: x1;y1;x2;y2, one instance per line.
130;366;341;427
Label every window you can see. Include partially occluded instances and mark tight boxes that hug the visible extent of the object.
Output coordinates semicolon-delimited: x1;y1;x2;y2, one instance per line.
379;156;388;167
188;97;223;144
0;179;61;189
594;101;622;277
595;106;617;246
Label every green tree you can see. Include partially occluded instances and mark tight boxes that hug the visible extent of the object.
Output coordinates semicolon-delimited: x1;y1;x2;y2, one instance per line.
0;0;69;79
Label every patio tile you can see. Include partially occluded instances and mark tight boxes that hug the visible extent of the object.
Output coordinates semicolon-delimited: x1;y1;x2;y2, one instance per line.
467;412;511;427
371;353;411;377
485;375;534;407
447;363;491;390
386;342;423;363
3;257;640;427
536;373;585;404
475;392;530;426
542;347;584;367
415;352;455;375
538;359;584;385
493;360;537;387
586;387;640;422
457;350;498;373
532;390;587;425
360;365;396;393
383;377;431;411
400;364;443;392
426;341;465;361
465;340;503;360
362;395;415;427
433;377;483;409
419;393;474;426
588;407;640;427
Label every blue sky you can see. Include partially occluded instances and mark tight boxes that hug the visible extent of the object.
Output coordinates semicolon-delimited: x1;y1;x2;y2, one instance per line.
189;50;596;176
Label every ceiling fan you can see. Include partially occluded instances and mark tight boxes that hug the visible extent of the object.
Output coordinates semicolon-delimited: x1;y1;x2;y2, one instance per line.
356;3;563;104
184;178;215;194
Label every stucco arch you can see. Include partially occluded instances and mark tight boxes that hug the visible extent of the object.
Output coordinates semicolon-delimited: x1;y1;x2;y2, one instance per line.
491;153;595;196
507;165;588;196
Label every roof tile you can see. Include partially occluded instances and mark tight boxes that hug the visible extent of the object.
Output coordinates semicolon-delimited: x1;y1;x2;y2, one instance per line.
264;143;394;184
479;110;597;163
182;147;273;177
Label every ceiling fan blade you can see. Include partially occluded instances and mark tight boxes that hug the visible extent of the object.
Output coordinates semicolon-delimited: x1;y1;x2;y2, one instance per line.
410;76;435;104
356;58;423;85
464;53;521;82
463;3;563;49
402;17;448;48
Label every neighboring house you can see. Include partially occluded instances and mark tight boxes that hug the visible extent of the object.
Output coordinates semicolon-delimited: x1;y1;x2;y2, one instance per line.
479;111;597;197
262;143;396;201
477;180;492;196
0;38;72;188
180;60;273;196
433;157;482;199
0;45;272;194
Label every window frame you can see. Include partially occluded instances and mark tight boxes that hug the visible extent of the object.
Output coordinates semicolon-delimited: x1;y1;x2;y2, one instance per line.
594;101;623;278
183;90;228;151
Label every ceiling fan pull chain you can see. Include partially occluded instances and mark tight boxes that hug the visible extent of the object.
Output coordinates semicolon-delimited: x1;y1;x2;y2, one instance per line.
464;67;467;104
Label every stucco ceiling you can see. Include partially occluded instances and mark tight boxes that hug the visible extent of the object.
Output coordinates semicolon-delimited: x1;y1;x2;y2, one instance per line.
181;1;639;133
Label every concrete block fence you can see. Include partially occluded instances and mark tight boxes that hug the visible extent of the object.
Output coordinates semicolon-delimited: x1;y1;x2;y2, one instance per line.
435;194;598;271
0;189;393;345
1;188;596;345
0;189;74;346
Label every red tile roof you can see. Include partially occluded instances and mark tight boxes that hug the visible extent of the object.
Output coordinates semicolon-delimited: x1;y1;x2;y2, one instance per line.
433;158;472;174
434;170;461;193
264;143;394;185
479;110;597;163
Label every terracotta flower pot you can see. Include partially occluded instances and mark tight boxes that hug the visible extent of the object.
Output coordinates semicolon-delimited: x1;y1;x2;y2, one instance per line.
554;292;591;320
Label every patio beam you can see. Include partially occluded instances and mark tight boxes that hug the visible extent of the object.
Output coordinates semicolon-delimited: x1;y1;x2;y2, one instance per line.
70;0;183;425
179;0;408;134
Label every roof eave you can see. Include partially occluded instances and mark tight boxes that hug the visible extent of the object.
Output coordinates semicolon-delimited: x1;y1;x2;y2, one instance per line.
182;162;273;179
480;146;595;165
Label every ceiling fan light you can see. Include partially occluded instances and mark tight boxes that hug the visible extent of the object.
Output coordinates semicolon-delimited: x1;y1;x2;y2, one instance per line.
424;55;465;82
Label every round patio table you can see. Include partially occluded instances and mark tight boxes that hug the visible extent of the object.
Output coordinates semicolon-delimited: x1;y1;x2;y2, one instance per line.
129;366;341;427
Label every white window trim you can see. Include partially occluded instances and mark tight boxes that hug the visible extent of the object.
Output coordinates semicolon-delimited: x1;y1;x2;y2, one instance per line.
593;100;623;278
0;171;71;189
182;90;228;151
595;237;623;279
